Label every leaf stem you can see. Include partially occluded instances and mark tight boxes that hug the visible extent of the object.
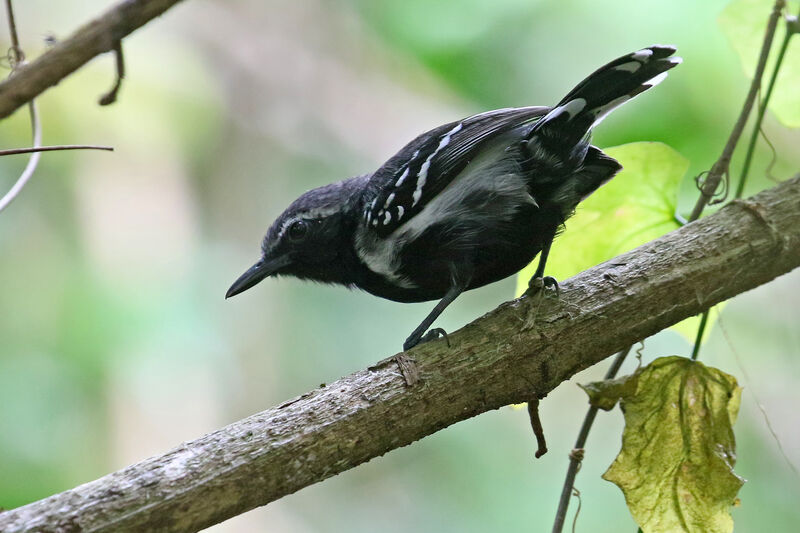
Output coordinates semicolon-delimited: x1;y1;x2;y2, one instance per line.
690;310;710;361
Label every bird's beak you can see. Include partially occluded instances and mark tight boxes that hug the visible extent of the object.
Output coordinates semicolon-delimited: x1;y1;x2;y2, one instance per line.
225;255;290;299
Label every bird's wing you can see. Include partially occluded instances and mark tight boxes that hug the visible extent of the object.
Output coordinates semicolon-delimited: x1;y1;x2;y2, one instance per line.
361;106;549;237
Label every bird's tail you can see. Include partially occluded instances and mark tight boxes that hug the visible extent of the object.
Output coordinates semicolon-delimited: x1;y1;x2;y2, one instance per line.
529;45;681;149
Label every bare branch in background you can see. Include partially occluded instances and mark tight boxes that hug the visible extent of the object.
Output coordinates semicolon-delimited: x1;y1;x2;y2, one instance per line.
1;176;798;533
0;144;114;212
98;40;124;105
0;0;186;119
1;0;116;212
0;145;113;156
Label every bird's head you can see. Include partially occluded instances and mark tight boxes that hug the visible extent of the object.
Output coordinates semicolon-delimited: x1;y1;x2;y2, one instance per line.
226;177;366;299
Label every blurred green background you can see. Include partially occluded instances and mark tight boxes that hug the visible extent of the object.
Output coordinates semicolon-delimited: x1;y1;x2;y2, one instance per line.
1;0;799;531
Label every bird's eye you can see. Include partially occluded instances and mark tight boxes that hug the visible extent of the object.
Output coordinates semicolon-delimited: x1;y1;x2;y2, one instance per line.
287;220;309;241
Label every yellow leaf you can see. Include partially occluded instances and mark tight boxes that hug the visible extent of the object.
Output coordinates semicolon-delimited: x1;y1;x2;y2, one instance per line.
584;356;744;533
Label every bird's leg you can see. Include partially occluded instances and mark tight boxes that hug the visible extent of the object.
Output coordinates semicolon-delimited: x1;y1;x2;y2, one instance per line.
403;279;468;351
526;236;559;297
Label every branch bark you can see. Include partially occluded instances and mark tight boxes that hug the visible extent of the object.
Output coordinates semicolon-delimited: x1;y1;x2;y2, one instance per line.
1;176;798;532
0;0;185;120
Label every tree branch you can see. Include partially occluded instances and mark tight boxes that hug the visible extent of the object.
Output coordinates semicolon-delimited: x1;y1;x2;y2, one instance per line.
0;0;185;120
1;176;798;532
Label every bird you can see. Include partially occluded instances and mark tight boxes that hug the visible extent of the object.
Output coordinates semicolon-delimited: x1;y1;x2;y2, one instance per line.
226;45;681;351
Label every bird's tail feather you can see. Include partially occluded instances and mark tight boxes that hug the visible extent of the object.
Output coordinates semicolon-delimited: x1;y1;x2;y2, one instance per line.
530;45;681;147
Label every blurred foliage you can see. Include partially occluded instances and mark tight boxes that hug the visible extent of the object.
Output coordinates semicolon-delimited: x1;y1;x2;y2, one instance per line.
1;0;799;532
584;357;743;533
719;0;800;127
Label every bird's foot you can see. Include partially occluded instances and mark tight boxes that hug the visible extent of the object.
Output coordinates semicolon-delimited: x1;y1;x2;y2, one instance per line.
403;328;450;351
521;276;560;331
525;275;560;298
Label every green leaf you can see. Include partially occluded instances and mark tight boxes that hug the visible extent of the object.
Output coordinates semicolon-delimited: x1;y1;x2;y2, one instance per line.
584;356;744;533
719;0;800;127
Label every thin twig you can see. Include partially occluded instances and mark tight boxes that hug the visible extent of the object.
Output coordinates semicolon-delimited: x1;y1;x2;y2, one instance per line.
688;0;786;220
0;100;41;213
98;40;124;105
0;0;44;214
551;346;631;533
734;5;800;199
527;398;548;458
0;145;113;156
3;0;21;62
690;310;710;360
570;488;582;533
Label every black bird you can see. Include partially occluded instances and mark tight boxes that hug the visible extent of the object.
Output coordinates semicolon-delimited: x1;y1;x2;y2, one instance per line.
227;46;681;351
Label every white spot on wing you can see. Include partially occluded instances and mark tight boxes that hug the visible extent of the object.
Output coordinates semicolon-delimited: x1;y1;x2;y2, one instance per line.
353;142;528;290
383;211;392;224
384;193;395;209
412;161;430;207
411;123;463;208
632;48;653;61
395;167;410;187
394;149;533;244
412;188;423;207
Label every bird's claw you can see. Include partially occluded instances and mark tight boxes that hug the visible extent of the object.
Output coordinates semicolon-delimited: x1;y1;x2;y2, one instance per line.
526;275;560;298
403;327;450;351
420;327;450;347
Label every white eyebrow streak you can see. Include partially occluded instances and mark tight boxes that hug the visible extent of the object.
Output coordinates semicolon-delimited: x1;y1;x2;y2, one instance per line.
278;206;339;237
